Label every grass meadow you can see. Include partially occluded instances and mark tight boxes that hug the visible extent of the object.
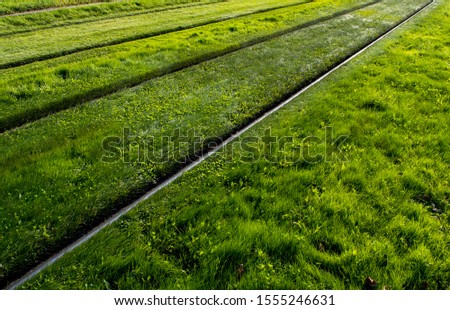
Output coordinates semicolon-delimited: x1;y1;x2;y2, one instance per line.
20;0;449;290
0;0;447;289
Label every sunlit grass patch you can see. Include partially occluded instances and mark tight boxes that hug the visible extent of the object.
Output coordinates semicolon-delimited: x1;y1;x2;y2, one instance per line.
17;0;449;290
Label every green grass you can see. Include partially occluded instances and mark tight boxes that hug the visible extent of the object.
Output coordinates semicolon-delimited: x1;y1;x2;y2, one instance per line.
0;0;225;36
0;0;113;14
0;0;212;15
18;0;449;290
0;0;431;288
0;0;375;131
0;0;311;67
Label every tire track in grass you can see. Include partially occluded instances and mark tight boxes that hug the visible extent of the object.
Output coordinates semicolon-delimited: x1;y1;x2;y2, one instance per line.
3;0;435;291
0;0;381;133
0;1;226;37
0;0;313;69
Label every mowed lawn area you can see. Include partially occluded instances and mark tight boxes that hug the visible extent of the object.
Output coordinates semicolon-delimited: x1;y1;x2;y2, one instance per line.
0;0;219;15
0;0;448;289
0;0;373;130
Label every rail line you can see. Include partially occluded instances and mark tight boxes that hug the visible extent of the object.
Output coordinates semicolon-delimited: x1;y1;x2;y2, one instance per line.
3;0;435;290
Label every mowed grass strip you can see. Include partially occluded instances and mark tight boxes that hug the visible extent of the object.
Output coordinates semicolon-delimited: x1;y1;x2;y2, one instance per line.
0;0;113;14
0;0;431;288
19;0;449;290
0;0;208;15
0;0;312;68
0;0;377;132
0;0;225;36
